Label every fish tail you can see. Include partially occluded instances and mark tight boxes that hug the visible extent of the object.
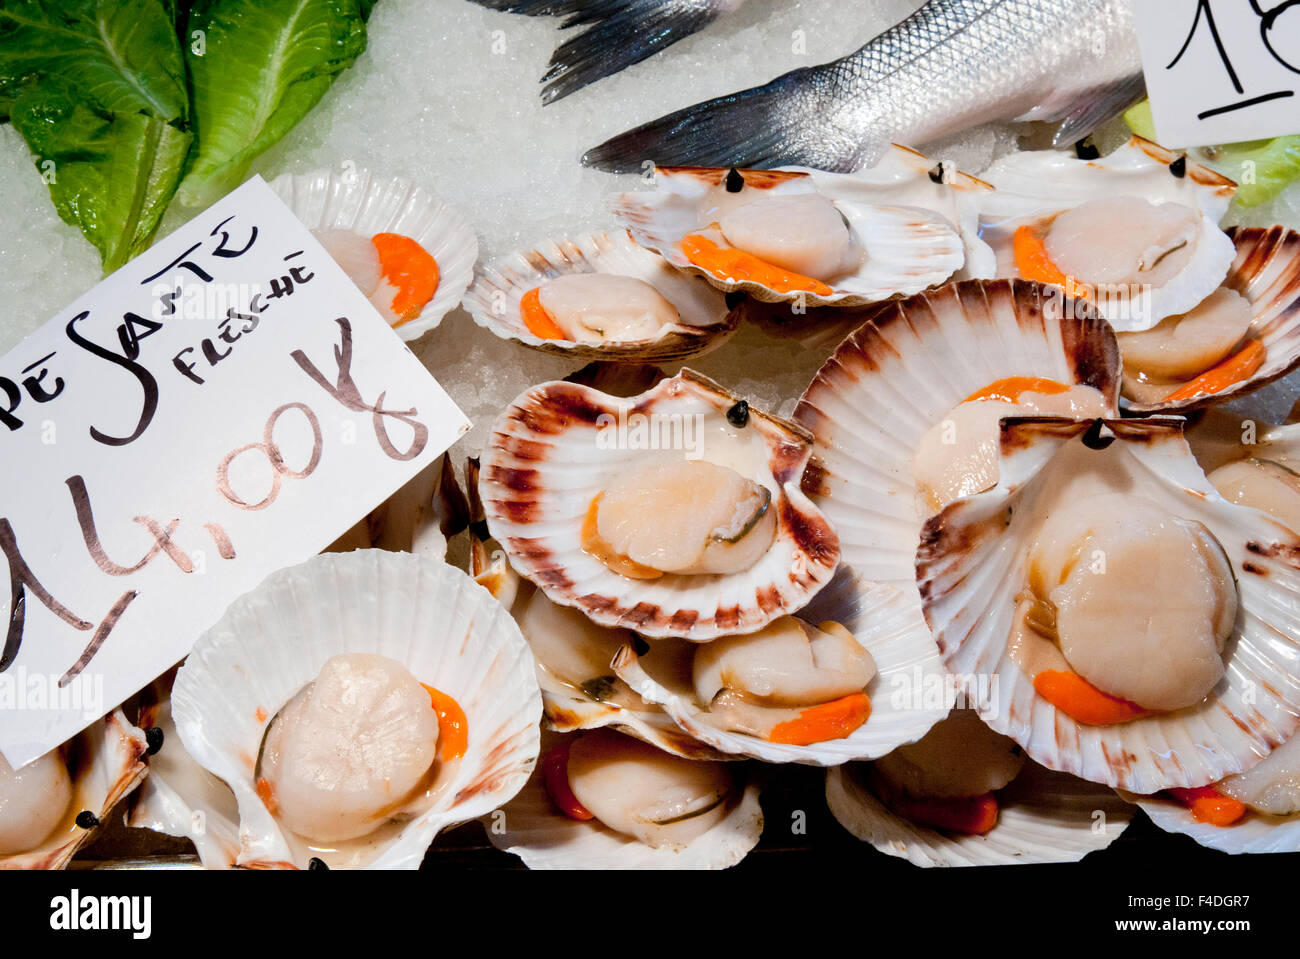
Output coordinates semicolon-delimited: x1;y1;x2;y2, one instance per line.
540;0;723;105
582;67;859;172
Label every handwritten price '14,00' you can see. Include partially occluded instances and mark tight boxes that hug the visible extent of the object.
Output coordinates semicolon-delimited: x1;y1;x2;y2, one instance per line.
1170;1;1298;120
0;317;429;687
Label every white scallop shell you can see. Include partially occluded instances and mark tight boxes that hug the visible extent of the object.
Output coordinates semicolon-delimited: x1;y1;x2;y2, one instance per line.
479;369;841;641
1126;791;1300;854
611;148;971;308
917;417;1300;794
483;731;763;870
826;760;1134;867
793;278;1120;596
979;137;1239;332
127;673;242;870
1;710;148;870
610;571;947;765
171;550;542;869
462;231;737;361
268;166;478;340
1124;226;1300;413
1187;410;1300;477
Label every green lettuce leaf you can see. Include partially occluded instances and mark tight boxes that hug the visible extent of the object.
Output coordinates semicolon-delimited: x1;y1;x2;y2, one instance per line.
12;79;192;272
0;0;189;122
176;0;370;208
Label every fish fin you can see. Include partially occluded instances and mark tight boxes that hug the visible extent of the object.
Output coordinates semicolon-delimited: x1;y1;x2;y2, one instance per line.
1048;75;1147;149
540;0;723;105
462;0;572;14
582;67;860;173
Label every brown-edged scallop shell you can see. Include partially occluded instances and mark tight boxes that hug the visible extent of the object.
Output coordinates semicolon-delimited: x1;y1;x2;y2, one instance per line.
1122;226;1300;414
916;416;1300;794
478;369;840;641
610;147;975;308
461;230;737;361
1;710;148;870
608;569;947;765
793;278;1120;595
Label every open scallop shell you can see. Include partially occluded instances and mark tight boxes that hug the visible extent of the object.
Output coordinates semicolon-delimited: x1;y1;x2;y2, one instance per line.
827;759;1133;867
1124;226;1300;414
611;148;971;308
978;136;1238;332
479;369;840;640
609;569;947;765
483;731;763;869
1125;790;1300;854
1;710;148;870
793;279;1120;593
126;671;242;870
462;230;737;361
916;416;1300;793
171;550;542;869
269;166;478;340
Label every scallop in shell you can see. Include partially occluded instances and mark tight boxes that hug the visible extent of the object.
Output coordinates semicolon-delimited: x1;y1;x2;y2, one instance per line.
269;167;478;340
793;278;1120;611
916;416;1300;793
484;729;763;870
1;710;148;870
609;570;947;765
611;147;973;307
462;231;736;361
979;136;1238;333
171;551;541;869
479;369;840;641
1120;227;1300;413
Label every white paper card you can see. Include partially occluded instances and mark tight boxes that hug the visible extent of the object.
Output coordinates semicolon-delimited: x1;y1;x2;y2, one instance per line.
0;177;469;766
1132;0;1300;148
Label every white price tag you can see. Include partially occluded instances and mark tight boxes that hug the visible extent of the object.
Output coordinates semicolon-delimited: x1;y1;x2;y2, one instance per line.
1131;0;1300;148
0;177;469;766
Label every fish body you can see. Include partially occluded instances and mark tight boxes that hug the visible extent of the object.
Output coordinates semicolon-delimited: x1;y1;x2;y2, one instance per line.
469;0;747;104
584;0;1145;172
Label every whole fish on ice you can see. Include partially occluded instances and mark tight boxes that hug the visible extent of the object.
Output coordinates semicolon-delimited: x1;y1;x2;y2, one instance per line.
583;0;1145;172
468;0;748;104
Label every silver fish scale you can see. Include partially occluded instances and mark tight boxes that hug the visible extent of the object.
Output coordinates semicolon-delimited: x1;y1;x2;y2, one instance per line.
810;0;1141;168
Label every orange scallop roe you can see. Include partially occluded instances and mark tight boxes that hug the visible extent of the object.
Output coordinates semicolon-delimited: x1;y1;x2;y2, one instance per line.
372;232;440;327
680;232;834;296
421;684;468;762
519;286;567;339
767;692;872;745
963;376;1070;404
1012;224;1089;300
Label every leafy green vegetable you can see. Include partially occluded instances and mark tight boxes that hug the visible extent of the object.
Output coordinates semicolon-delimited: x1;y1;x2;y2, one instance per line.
176;0;371;209
0;0;373;273
1125;99;1300;209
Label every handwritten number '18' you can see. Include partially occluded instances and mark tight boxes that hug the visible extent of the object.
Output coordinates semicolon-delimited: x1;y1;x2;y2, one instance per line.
1169;0;1297;119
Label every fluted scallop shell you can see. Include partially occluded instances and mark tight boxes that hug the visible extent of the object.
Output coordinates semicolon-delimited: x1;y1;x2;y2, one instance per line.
127;673;242;870
269;166;478;340
917;417;1300;793
1125;226;1300;414
979;137;1238;332
794;279;1120;592
611;150;970;308
610;571;947;765
826;760;1133;867
462;230;736;361
1187;410;1300;478
483;731;763;870
1;710;148;870
1125;791;1300;854
171;550;542;869
479;369;840;641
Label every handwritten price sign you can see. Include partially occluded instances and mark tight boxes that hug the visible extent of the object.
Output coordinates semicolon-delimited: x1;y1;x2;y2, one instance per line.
1132;0;1300;148
0;177;468;766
